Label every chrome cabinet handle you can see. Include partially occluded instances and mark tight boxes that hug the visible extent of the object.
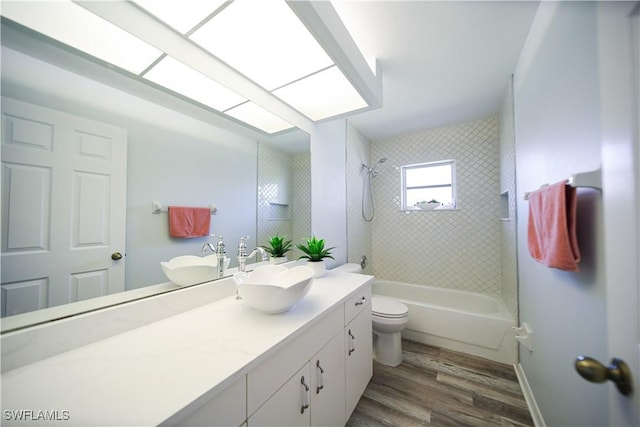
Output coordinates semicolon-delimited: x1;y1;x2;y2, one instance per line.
316;360;324;393
348;330;355;356
301;376;310;414
355;296;366;306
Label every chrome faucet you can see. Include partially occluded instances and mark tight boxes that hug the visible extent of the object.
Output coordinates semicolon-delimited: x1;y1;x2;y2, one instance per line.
202;235;226;278
237;236;268;272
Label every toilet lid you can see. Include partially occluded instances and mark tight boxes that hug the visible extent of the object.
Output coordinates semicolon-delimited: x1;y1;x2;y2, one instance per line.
372;296;408;318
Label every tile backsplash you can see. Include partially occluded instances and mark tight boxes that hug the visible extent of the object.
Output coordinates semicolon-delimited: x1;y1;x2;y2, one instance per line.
257;144;310;260
354;117;502;297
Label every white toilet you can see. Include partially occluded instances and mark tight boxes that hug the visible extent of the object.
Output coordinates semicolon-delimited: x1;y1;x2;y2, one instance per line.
332;263;409;367
371;296;409;366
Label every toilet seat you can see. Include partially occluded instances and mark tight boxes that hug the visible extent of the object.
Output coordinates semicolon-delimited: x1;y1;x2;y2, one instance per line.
372;296;408;319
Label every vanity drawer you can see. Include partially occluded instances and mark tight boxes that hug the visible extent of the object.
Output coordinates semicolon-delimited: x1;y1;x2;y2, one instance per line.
344;284;371;325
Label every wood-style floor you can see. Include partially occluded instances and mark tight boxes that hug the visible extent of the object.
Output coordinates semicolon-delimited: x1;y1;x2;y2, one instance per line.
346;340;534;427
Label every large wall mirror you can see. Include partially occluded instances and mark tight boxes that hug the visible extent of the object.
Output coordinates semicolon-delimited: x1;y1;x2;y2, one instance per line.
0;24;311;330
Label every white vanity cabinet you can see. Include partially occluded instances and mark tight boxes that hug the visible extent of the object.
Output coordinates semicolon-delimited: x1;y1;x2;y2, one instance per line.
247;305;346;427
344;286;373;419
247;283;372;427
249;331;346;427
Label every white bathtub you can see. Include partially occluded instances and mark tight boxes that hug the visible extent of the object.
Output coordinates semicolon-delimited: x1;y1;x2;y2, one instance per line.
373;280;516;364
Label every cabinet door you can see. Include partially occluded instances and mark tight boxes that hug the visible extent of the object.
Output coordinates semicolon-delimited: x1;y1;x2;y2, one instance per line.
249;363;311;427
345;304;373;419
310;332;346;427
247;306;342;416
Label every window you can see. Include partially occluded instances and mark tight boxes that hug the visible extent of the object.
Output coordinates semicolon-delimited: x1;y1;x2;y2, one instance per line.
401;160;456;210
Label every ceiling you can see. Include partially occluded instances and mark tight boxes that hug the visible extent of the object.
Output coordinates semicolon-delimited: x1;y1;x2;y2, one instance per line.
0;1;541;149
331;0;540;141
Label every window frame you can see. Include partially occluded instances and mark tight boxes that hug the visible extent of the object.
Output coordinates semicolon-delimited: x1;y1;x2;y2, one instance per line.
400;159;457;211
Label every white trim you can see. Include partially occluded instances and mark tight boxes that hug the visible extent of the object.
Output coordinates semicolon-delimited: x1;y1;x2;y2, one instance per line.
514;363;546;427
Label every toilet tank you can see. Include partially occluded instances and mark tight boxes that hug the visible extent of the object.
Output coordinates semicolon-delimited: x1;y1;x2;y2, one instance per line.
332;263;363;274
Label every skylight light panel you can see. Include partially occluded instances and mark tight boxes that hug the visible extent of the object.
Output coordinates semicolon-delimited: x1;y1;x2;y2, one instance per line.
143;56;246;112
131;0;226;34
1;0;162;75
189;0;334;91
273;66;368;121
225;102;294;134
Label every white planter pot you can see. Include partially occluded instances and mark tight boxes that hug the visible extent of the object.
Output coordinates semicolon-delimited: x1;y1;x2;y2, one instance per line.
269;256;288;264
306;260;326;278
416;202;441;210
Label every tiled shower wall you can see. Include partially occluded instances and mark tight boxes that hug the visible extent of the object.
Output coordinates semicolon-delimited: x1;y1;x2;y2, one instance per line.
368;117;502;296
257;144;310;260
346;123;373;274
499;77;519;318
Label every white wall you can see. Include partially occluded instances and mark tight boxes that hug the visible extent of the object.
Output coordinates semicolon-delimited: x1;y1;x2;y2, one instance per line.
310;120;347;267
125;122;256;288
514;2;608;424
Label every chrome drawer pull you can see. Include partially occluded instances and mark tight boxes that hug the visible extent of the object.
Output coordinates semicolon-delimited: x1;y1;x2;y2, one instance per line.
301;376;310;414
348;330;356;355
355;296;366;306
316;360;324;393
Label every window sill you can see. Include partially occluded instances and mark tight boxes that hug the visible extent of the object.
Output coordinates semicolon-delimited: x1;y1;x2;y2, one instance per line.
402;207;459;212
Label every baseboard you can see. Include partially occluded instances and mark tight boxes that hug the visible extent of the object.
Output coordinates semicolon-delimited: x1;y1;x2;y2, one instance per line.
514;363;546;427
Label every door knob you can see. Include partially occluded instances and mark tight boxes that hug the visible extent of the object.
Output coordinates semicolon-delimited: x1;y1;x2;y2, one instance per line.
111;252;123;261
575;355;633;396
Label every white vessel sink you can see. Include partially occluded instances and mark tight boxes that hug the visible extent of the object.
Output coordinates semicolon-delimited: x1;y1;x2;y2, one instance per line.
161;255;229;286
233;265;314;314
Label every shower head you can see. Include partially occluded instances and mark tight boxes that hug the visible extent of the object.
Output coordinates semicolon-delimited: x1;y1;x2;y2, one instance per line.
365;157;387;177
362;157;388;177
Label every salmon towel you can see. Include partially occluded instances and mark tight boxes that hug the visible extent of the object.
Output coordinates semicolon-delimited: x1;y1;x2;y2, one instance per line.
168;206;211;238
527;180;581;272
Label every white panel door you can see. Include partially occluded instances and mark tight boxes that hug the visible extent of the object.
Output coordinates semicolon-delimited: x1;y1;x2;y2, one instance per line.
1;97;127;317
598;3;640;425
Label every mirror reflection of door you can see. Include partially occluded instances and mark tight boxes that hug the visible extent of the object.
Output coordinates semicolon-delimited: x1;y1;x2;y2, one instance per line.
1;97;127;317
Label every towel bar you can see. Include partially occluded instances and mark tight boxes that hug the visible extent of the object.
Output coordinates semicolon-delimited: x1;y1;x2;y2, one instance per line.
151;201;217;214
523;168;602;200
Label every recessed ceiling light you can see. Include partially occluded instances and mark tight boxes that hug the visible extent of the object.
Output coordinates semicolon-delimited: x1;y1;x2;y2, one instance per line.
190;0;333;91
131;0;226;34
143;56;246;112
274;66;368;121
225;102;294;134
1;0;162;75
2;0;380;135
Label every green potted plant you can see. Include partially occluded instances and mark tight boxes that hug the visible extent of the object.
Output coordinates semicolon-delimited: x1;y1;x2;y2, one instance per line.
261;234;292;264
296;236;335;278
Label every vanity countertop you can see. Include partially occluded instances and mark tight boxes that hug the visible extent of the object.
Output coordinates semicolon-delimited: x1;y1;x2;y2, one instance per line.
1;271;373;426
